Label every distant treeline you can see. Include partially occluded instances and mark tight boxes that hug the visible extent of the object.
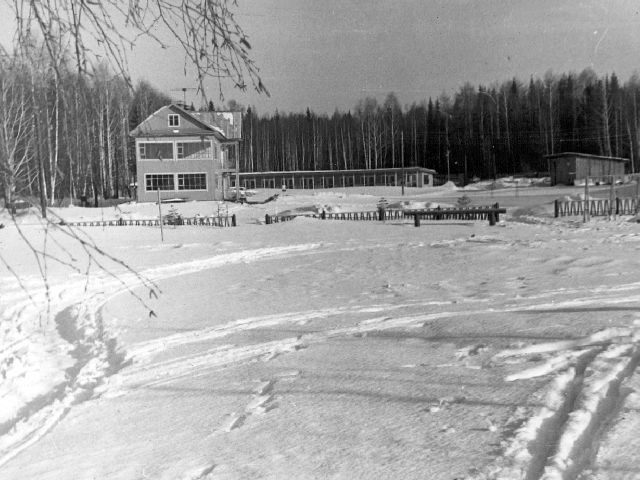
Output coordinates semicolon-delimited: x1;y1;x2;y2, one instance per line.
2;55;640;209
239;68;640;179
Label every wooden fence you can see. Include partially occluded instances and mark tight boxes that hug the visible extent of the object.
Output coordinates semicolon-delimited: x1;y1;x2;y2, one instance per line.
407;205;506;226
554;198;639;217
62;215;236;228
266;204;505;226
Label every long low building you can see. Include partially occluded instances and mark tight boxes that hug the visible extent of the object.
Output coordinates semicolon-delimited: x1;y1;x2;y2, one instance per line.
234;167;436;190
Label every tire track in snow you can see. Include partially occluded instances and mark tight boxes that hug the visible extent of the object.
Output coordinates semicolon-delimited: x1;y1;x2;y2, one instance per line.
107;279;640;394
102;307;460;394
469;325;640;480
0;243;324;468
103;283;640;396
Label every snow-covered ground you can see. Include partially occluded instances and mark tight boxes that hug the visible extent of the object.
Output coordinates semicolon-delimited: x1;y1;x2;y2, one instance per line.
1;181;639;479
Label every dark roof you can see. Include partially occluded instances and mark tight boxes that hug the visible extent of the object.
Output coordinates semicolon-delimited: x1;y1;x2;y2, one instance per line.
544;152;629;162
237;167;436;176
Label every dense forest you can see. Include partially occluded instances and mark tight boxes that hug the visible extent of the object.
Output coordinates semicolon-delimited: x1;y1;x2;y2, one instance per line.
239;69;640;181
3;52;640;208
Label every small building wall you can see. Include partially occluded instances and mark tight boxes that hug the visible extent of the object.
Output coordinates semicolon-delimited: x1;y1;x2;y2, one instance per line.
551;156;576;185
548;153;628;185
136;135;222;202
575;157;626;182
137;158;220;202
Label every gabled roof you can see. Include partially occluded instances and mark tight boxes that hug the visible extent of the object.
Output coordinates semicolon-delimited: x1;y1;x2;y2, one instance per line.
544;152;629;163
130;104;232;140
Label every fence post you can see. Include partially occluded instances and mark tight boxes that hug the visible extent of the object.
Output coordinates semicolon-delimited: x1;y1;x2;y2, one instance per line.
493;203;500;222
232;214;236;227
414;213;420;227
616;197;620;216
321;209;326;220
265;214;271;225
554;199;559;218
488;211;496;226
378;206;386;221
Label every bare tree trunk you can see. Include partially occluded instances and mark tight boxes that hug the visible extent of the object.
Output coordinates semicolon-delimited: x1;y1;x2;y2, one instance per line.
120;103;129;198
98;93;106;199
105;87;115;198
503;91;511;170
48;75;60;205
412;112;417;166
340;124;347;170
601;81;612;157
347;120;353;169
30;67;47;217
538;89;548;156
548;84;555;155
627;120;635;174
390;111;395;168
635;91;639;174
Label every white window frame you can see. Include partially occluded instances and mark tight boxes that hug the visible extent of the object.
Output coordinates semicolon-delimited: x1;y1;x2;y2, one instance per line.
145;173;209;192
145;173;175;192
138;141;174;161
168;114;180;127
177;173;207;191
177;140;213;160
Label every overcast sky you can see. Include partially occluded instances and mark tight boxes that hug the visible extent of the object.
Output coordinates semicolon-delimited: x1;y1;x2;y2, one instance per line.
132;0;640;114
4;1;640;114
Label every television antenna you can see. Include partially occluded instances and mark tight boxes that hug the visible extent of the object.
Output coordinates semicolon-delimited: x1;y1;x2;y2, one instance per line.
170;87;197;107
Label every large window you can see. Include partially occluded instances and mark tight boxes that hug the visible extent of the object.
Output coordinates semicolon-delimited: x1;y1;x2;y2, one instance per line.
177;141;212;159
178;173;207;190
145;174;174;191
139;142;173;160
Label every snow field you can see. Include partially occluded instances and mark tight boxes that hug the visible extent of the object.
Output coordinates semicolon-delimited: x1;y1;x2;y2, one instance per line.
1;185;640;478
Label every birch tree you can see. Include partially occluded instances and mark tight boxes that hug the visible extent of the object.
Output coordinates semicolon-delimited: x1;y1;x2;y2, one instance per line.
0;60;32;206
7;0;268;101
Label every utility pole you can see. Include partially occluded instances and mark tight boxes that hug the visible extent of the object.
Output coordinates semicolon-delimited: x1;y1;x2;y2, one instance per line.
401;130;405;196
157;189;164;242
445;115;450;183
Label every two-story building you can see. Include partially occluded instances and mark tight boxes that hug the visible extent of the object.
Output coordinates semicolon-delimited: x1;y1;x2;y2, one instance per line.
130;104;241;202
